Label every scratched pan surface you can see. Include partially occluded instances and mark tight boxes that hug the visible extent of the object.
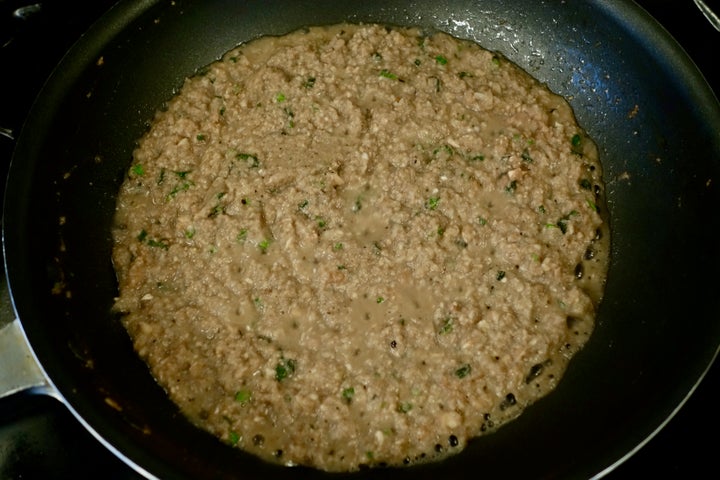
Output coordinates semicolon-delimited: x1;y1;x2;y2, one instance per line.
3;0;720;478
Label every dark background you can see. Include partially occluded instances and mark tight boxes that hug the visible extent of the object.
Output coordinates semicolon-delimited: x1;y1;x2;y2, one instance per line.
0;0;718;478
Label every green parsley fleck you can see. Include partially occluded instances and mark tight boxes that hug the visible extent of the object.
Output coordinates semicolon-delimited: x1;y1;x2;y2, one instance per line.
130;164;145;176
435;54;448;65
426;196;440;210
235;389;252;404
258;239;271;253
275;358;296;381
237;152;260;168
397;401;413;413
276;92;286;103
379;69;398;80
228;431;240;446
341;387;355;403
455;364;472;378
439;317;453;335
147;238;169;250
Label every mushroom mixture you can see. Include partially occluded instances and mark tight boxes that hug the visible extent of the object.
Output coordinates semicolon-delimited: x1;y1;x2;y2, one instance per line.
112;23;609;471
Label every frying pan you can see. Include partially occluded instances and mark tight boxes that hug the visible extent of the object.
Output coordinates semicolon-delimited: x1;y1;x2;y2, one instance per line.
2;0;719;478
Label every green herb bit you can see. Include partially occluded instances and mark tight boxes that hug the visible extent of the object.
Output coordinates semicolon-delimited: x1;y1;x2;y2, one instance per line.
235;389;252;404
478;216;488;226
414;58;422;66
556;210;579;234
435;54;448;65
137;229;148;242
130;164;145;176
315;216;328;229
379;69;398;80
275;358;296;381
196;134;206;142
169;181;191;198
455;364;472;379
228;431;240;446
470;154;485;162
303;77;316;89
496;271;506;281
237;152;260;168
298;199;309;210
439;317;453;335
491;55;501;66
184;227;196;239
556;219;568;234
237;229;248;243
433;144;454;157
538;205;547;214
258;239;271;253
333;242;344;251
426;196;440;210
397;401;413;413
505;180;518;193
147;238;169;250
341;387;355;403
579;178;592;190
209;204;225;218
174;170;191;179
376;296;385;304
587;199;599;212
571;133;585;155
253;297;264;310
275;92;286;103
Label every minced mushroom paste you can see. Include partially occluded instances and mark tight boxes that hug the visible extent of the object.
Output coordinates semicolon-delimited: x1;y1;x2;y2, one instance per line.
112;24;609;471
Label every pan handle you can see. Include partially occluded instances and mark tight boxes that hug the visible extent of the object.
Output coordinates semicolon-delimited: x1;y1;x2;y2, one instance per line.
0;319;52;399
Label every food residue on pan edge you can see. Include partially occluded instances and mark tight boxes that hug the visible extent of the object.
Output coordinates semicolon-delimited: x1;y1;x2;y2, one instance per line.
111;23;609;471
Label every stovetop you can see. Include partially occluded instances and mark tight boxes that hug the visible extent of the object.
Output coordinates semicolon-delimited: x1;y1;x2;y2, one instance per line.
1;1;718;478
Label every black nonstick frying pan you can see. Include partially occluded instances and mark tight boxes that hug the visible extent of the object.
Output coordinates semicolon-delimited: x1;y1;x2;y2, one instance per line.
2;1;720;479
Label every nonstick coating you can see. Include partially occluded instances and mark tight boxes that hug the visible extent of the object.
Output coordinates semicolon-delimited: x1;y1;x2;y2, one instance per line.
4;0;720;479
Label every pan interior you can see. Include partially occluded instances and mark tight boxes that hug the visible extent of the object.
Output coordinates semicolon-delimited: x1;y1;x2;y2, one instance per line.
3;1;720;479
